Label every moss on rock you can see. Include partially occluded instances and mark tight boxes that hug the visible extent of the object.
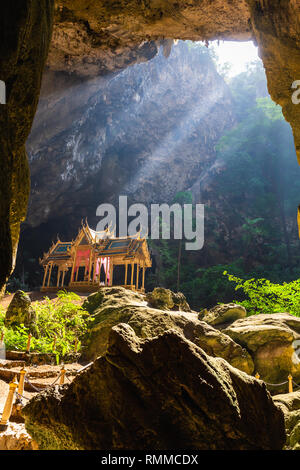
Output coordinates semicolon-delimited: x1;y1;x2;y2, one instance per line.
199;303;246;326
5;290;38;336
146;287;191;311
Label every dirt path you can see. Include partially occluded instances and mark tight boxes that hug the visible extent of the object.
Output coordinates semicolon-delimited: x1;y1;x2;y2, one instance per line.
0;361;82;414
0;379;36;414
0;290;88;309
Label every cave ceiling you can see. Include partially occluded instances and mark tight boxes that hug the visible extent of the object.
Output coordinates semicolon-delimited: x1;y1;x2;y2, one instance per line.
49;1;300;159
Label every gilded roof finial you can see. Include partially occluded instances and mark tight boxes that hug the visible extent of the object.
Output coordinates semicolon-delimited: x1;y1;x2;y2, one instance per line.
142;227;148;239
110;224;116;238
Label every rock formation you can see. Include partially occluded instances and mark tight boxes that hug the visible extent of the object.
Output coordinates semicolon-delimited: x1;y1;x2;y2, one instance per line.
146;287;191;312
225;313;300;393
83;289;300;396
199;303;247;327
22;324;285;450
4;290;38;337
25;41;234;230
81;287;254;374
0;422;38;450
48;1;252;77
274;391;300;450
0;3;54;292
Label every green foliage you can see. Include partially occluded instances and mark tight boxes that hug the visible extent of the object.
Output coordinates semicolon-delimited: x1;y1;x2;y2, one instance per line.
182;262;246;308
0;306;5;328
1;291;91;358
227;60;268;120
211;65;300;274
2;325;30;351
256;97;284;121
224;271;300;317
7;276;29;293
172;191;193;205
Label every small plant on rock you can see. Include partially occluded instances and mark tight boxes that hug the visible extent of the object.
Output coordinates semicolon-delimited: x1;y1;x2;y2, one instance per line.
1;291;92;358
32;290;91;357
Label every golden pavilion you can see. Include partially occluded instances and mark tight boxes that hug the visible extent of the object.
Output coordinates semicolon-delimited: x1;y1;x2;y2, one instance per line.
39;221;152;293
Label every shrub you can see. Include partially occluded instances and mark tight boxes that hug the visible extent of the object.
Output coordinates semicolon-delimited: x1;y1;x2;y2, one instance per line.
1;291;92;360
224;271;300;316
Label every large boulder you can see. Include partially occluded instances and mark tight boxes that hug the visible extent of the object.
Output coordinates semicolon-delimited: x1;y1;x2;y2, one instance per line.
199;303;246;327
81;287;254;374
4;291;38;336
146;287;191;312
22;325;285;450
224;313;300;393
274;392;300;450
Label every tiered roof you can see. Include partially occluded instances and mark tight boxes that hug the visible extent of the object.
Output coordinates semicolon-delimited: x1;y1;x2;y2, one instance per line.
39;221;151;267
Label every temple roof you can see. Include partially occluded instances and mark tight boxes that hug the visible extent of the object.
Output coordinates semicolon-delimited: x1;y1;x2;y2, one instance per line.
89;227;111;242
40;221;151;267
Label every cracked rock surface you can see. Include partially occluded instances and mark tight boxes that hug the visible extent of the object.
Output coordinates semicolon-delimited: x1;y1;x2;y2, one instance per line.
22;323;285;450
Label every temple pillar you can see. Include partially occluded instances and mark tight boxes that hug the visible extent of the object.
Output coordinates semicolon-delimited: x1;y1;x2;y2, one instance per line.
104;259;108;286
131;263;134;287
93;256;97;282
142;265;145;291
88;250;93;283
136;264;140;290
42;264;48;288
109;259;114;286
47;262;53;287
61;270;66;287
70;248;77;283
57;269;61;287
124;263;128;286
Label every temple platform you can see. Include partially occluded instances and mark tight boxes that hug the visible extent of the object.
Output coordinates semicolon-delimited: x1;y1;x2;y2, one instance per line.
40;284;145;294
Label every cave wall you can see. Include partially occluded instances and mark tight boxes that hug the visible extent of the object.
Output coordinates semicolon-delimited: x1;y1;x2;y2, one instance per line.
249;0;300;161
0;2;54;293
26;42;235;229
16;42;235;289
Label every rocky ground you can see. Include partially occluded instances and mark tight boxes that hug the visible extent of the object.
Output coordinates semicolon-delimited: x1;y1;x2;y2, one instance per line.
0;358;82;450
274;392;300;450
1;286;300;450
22;324;285;450
0;289;86;450
0;421;38;450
